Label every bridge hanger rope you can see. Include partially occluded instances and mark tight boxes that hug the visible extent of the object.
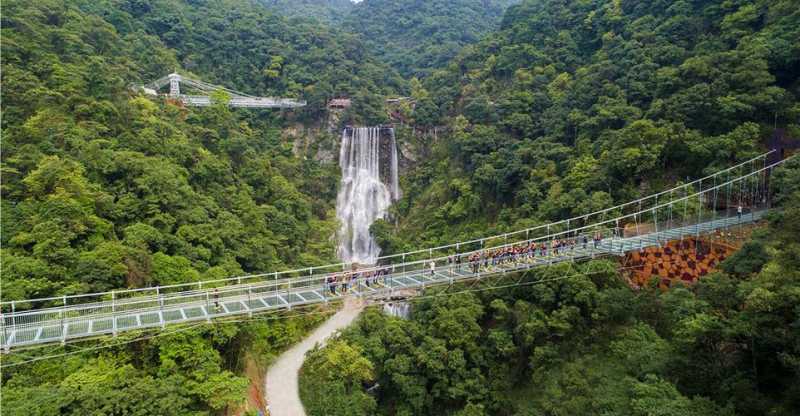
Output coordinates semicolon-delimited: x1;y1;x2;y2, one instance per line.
2;151;780;309
0;256;713;367
146;72;260;98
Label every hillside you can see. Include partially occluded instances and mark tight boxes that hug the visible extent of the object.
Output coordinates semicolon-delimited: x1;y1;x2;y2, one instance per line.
344;0;520;78
385;0;800;247
1;0;799;415
259;0;354;23
297;1;800;415
0;0;393;413
110;0;405;115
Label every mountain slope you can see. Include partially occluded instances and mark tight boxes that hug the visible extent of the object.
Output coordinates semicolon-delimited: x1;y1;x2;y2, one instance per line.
1;0;386;413
259;0;354;23
344;0;520;78
387;0;799;248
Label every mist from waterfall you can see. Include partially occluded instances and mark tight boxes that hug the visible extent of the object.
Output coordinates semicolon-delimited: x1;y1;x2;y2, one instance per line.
383;302;411;319
336;127;400;264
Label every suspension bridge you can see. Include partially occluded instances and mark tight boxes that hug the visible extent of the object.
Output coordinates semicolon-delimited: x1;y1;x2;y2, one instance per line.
0;151;793;351
134;73;306;108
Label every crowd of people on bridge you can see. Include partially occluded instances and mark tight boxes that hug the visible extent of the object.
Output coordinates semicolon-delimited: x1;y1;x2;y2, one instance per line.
461;232;603;274
324;267;392;295
322;231;608;295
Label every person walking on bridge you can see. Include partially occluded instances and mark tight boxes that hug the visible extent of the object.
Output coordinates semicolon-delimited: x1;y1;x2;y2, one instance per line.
213;288;221;313
429;260;436;276
342;273;349;293
737;204;743;221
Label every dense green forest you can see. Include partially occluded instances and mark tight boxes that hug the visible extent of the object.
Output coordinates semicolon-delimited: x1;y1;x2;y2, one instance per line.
300;0;800;415
342;0;520;78
261;0;521;79
379;0;800;248
0;0;393;413
1;0;396;304
302;175;800;415
259;0;354;23
2;0;799;415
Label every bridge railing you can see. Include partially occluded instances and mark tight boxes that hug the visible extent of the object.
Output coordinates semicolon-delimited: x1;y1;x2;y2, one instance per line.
0;152;783;319
0;201;752;343
401;151;774;259
1;225;624;339
0;186;774;344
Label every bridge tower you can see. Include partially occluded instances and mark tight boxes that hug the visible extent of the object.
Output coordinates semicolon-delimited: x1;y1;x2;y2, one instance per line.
168;73;181;97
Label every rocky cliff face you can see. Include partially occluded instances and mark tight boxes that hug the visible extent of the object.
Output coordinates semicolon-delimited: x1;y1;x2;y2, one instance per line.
283;115;438;184
393;125;445;173
285;123;338;164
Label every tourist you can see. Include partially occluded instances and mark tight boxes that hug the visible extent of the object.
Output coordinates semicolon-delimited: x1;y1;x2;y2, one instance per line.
213;288;221;312
737;204;743;220
455;254;462;271
326;274;334;295
429;260;436;276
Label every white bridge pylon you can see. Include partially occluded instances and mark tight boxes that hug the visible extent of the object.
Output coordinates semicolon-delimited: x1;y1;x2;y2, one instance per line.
0;151;794;351
135;73;306;109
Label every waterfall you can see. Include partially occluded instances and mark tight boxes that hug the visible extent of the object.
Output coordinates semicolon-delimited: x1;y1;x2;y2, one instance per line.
336;127;400;264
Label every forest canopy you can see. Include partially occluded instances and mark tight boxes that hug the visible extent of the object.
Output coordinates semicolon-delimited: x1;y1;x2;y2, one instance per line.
1;0;799;415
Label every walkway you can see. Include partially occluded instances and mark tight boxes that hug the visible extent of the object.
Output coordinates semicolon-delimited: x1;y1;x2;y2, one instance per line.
265;298;364;416
1;150;786;350
0;211;769;350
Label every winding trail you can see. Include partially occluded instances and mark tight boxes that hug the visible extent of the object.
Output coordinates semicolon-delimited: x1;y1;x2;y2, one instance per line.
264;298;365;416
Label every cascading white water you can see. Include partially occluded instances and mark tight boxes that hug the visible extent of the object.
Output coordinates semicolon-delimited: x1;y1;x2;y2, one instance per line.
336;127;400;264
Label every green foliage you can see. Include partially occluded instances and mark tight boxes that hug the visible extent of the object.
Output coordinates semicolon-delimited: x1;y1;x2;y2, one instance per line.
302;162;800;415
1;0;350;413
301;340;377;416
720;239;769;277
2;0;348;301
344;0;519;78
260;0;355;23
380;0;800;272
3;0;800;415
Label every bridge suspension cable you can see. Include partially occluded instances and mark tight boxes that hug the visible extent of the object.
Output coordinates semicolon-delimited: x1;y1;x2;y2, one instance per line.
0;152;794;350
1;151;782;306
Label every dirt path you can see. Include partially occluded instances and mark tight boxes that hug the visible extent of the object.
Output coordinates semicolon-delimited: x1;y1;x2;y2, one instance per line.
264;298;365;416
